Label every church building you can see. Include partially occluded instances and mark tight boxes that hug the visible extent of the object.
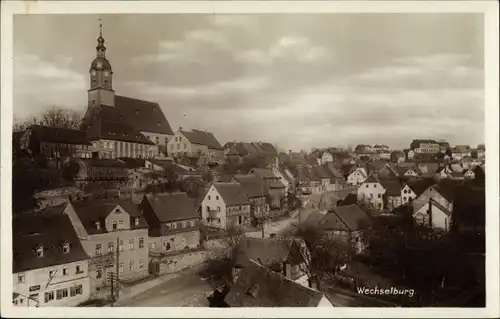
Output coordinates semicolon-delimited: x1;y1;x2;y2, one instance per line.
81;25;174;159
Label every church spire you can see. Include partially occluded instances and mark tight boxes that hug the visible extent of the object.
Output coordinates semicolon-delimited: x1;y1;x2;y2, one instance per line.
96;20;106;57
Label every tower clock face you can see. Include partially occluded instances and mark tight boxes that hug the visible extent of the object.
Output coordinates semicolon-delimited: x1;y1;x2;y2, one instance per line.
91;70;96;76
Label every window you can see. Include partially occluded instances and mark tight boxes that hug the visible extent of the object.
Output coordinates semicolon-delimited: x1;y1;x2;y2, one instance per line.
156;137;159;145
165;137;168;144
217;206;221;212
36;245;44;257
139;259;144;269
56;289;68;300
184;144;187;149
177;222;182;228
96;268;102;279
134;217;140;226
119;263;124;273
129;260;134;271
374;184;377;188
365;185;368;188
404;196;407;202
119;240;124;252
151;242;156;249
108;242;114;253
118;221;124;230
216;195;219;200
129;239;134;250
172;223;177;229
76;265;83;274
70;285;82;297
63;242;70;253
208;196;211;200
49;270;54;278
44;291;54;303
62;268;68;276
112;221;117;231
17;274;25;283
377;194;381;198
139;237;144;248
95;244;102;256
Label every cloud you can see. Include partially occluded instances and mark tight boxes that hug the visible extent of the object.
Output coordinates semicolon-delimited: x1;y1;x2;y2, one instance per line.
132;29;231;64
14;54;86;119
235;35;331;65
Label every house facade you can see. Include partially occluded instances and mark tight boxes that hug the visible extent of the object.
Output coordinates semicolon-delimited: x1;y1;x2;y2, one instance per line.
413;199;452;232
251;168;286;209
64;199;149;290
13;213;91;307
140;193;201;254
347;167;367;186
167;128;224;164
321;151;334;165
233;175;269;217
201;182;252;229
410;139;440;154
357;175;385;210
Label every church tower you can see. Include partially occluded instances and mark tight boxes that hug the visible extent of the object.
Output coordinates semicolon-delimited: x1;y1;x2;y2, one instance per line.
88;23;115;108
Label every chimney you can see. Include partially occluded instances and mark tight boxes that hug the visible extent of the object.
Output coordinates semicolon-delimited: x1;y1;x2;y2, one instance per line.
427;198;433;230
289;150;292;156
178;126;183;131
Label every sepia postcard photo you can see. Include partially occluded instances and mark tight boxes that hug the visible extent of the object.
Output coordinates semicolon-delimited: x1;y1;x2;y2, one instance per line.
1;1;498;318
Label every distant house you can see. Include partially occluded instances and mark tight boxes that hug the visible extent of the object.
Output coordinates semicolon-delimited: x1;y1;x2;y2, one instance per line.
21;125;93;160
13;213;91;307
318;204;372;254
200;182;251;229
140;193;201;253
413;198;452;232
232;237;311;288
390;150;405;163
400;178;435;206
412;184;454;216
71;158;129;186
405;149;415;161
395;166;419;179
410;139;440;154
64;199;149;289
323;163;346;191
347;167;368;186
167;128;224;164
224;259;333;307
271;166;292;193
250;168;286;209
357;174;402;211
232;175;269;217
225;147;243;165
310;165;332;194
320;151;334;165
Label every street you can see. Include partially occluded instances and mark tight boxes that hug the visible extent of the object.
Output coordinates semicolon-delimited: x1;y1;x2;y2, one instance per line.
117;271;213;307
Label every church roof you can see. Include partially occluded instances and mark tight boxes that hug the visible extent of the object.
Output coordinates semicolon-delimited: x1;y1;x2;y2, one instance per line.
85;114;154;145
109;95;174;135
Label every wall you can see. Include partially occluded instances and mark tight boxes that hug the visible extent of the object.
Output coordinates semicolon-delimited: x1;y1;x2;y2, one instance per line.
148;229;201;253
226;204;252;228
152;250;222;275
413;187;453;212
141;131;172;156
13;260;90;307
81;227;149;288
414;203;450;231
357;182;385;210
201;185;228;229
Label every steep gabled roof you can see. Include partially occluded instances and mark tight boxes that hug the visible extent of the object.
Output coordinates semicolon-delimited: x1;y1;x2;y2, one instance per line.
233;175;267;198
379;180;402;196
144;193;199;223
225;259;326;307
70;198;146;235
114;95;174;135
180;129;222;150
405;178;436;197
320;204;372;232
13;213;90;273
251;168;277;179
212;182;250;206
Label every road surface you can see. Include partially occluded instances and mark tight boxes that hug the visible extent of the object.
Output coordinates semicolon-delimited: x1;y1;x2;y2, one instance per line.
117;271;213;307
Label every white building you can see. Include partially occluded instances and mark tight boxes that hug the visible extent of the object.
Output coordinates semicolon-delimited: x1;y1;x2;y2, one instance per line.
320;151;334;165
413;199;452;232
13;213;91;307
167;128;225;164
347;167;368;186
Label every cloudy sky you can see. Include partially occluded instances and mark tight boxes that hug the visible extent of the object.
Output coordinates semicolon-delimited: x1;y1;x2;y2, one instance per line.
13;13;484;151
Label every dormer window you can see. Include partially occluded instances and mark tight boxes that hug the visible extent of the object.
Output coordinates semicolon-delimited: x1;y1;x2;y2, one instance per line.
35;245;44;258
134;217;140;226
62;242;70;254
95;221;101;230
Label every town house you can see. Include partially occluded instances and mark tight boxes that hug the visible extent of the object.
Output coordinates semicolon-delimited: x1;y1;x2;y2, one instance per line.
224;259;333;307
271;166;292;194
13;213;90;307
167;128;224;164
357;175;386;211
412;184;455;216
200;182;252;229
320;151;334;165
400;178;435;206
347;167;368;186
410;139;440;154
140;193;201;254
324;162;346;191
413;198;453;232
318;204;372;254
64;199;149;291
250;168;286;209
232;175;269;218
232;237;312;288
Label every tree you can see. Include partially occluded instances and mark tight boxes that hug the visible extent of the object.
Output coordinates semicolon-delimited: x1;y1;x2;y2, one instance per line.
14;107;83;131
296;228;355;283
